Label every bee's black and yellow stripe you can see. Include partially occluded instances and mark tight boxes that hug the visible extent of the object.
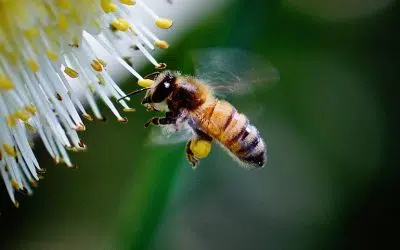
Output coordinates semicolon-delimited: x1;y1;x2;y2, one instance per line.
199;100;266;168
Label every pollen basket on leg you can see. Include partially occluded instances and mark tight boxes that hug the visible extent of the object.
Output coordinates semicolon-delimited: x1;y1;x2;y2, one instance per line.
0;0;172;204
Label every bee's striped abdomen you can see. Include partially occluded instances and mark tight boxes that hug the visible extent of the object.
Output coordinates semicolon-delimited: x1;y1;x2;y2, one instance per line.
203;100;266;168
231;123;266;167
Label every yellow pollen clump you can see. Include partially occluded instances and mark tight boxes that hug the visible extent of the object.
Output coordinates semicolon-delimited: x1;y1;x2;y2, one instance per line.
25;104;37;115
27;58;40;73
88;84;95;93
83;114;93;121
64;67;79;78
10;179;20;190
6;114;17;128
155;18;174;29
24;28;39;37
29;180;38;188
14;110;30;122
0;75;15;91
155;63;167;70
120;0;136;5
70;9;83;25
111;18;130;31
91;59;103;72
97;75;105;85
46;49;59;61
58;14;69;31
25;122;37;133
72;36;80;47
138;79;154;88
155;40;169;49
101;0;117;13
123;108;136;112
3;144;17;157
2;51;18;66
118;117;128;123
97;58;107;67
190;139;212;159
55;0;72;9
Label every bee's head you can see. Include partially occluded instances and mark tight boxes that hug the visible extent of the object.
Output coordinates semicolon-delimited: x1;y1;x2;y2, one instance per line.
141;71;177;105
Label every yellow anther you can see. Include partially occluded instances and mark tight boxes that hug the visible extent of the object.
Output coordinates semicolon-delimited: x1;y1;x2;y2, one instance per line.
70;10;83;25
92;19;101;30
111;18;130;31
75;123;85;132
190;139;212;159
27;58;40;73
55;0;71;9
109;3;118;12
101;0;117;13
14;110;30;122
97;75;105;85
91;59;103;72
25;122;36;133
3;144;17;157
29;179;38;188
11;179;20;190
138;79;154;88
118;117;128;123
72;36;80;48
3;51;18;66
70;147;79;152
6;114;17;127
25;104;37;115
58;15;69;31
83;114;93;121
53;156;60;164
0;75;15;91
88;84;95;93
123;108;136;112
155;18;174;29
64;67;79;78
155;63;167;70
119;0;136;5
46;49;59;61
155;40;169;49
97;58;107;67
24;28;38;37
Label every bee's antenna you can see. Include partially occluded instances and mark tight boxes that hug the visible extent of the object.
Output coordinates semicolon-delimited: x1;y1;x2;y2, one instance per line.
117;87;151;102
144;71;160;80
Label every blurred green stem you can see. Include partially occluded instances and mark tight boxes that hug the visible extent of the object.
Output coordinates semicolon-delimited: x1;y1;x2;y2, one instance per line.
118;146;182;250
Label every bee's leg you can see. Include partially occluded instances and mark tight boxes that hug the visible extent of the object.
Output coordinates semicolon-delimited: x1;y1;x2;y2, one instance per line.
165;111;176;118
174;110;188;131
185;131;213;169
194;128;213;141
144;111;179;128
144;116;177;128
185;140;199;168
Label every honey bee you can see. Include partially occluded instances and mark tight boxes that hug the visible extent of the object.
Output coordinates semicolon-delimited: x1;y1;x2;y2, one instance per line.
119;48;279;168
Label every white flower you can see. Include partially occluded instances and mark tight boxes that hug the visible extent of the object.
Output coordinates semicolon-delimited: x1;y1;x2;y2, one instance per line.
0;0;172;206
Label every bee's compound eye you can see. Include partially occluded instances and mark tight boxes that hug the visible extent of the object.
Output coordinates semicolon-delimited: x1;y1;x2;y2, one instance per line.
190;139;212;158
151;72;175;102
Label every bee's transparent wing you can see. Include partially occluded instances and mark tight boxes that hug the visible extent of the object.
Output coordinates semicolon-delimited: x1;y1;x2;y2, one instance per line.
146;123;193;146
191;48;279;98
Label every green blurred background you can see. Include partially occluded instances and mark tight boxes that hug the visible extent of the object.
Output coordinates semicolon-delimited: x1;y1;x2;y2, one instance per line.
1;0;398;249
